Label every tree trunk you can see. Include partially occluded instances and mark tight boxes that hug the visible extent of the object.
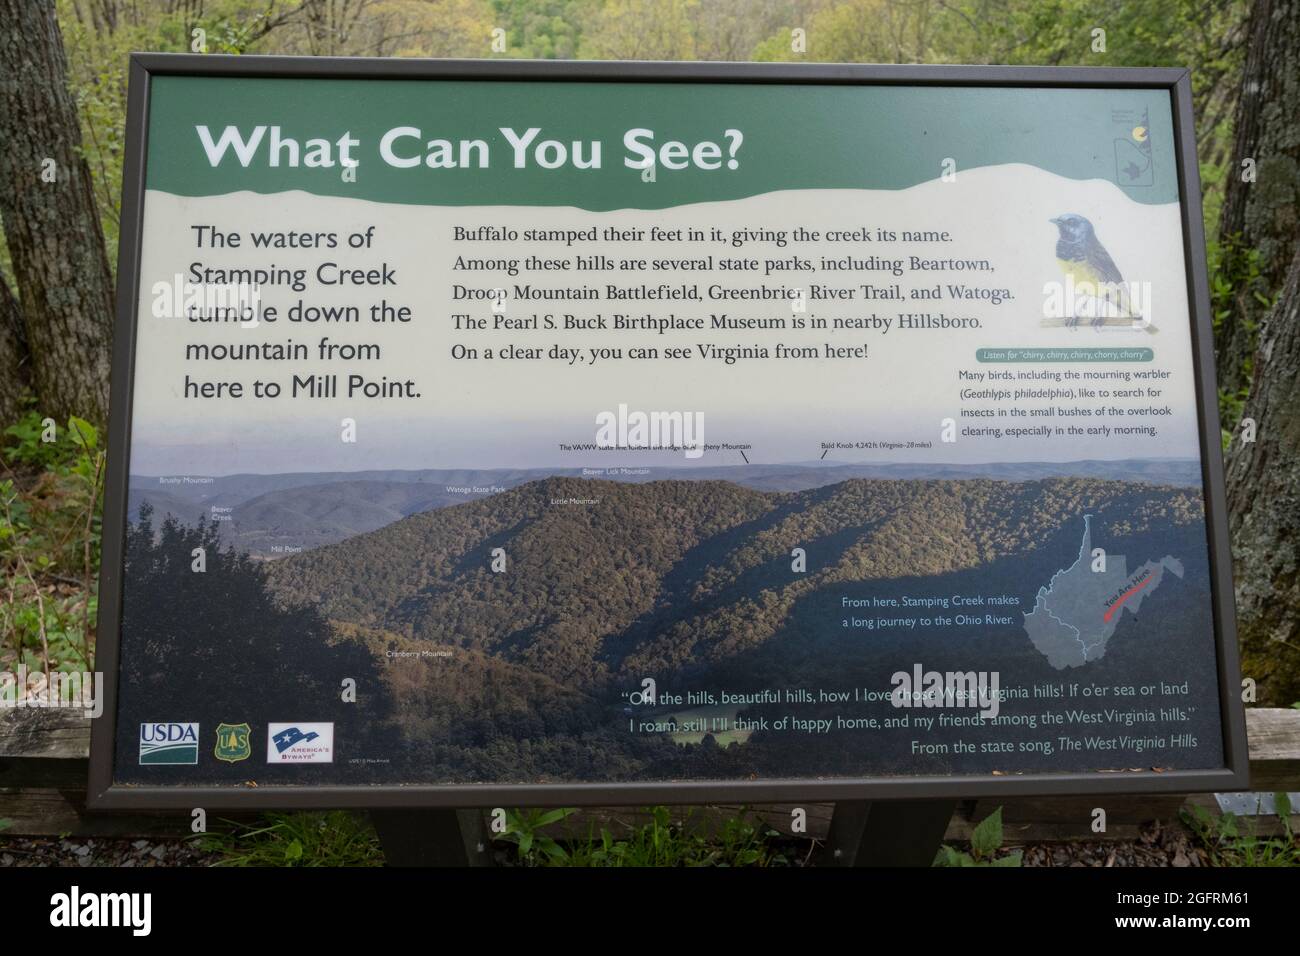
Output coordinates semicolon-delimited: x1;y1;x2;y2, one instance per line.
0;0;114;428
1226;243;1300;704
1215;0;1300;398
0;272;32;425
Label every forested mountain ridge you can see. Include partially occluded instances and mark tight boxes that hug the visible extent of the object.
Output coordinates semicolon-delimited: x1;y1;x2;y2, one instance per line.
268;475;1208;692
270;476;777;685
126;458;1201;558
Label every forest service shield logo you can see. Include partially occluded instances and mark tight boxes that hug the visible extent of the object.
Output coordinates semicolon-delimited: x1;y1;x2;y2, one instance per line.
214;722;252;763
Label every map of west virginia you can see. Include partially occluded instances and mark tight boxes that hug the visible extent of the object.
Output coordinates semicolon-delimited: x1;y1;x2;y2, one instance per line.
1024;515;1184;669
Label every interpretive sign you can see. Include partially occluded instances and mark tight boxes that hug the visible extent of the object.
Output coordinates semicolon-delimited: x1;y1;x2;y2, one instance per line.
89;56;1248;808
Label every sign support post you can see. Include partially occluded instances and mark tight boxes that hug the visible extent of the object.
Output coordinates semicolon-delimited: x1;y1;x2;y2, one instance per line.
818;800;958;867
369;808;495;867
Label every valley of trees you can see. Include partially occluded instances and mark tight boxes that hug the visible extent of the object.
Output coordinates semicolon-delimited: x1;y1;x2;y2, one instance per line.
259;475;1219;783
269;476;1207;687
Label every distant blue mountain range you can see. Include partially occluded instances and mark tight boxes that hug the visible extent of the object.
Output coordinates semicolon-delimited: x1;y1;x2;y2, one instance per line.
127;458;1202;557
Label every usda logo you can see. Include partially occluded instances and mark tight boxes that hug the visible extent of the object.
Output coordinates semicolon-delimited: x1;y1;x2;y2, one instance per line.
139;722;199;765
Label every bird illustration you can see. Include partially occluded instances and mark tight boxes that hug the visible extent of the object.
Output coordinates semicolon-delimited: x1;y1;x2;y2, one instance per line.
1050;214;1138;328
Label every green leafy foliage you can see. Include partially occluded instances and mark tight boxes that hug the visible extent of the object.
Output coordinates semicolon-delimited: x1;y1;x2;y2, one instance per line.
2;410;96;469
1208;233;1275;446
491;0;594;58
1182;799;1300;867
1;410;104;675
197;811;383;867
499;805;792;867
934;807;1023;866
196;805;792;867
495;807;578;864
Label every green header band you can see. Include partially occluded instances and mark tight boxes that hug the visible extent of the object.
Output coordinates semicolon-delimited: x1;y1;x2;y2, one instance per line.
146;76;1180;210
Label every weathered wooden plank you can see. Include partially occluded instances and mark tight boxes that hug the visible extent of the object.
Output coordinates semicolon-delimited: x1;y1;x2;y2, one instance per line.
1245;707;1300;790
0;789;88;836
0;788;263;839
1182;791;1300;837
0;707;93;756
0;709;96;788
0;789;193;838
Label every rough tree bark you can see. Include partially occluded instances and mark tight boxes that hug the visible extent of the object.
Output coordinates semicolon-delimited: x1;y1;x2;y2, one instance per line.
1226;244;1300;704
0;272;32;425
0;0;114;428
1215;0;1300;397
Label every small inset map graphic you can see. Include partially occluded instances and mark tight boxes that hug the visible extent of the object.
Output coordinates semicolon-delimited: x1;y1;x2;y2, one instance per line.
1023;514;1183;669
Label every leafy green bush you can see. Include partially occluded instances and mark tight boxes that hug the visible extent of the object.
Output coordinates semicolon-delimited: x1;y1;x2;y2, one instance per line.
1182;795;1299;867
2;409;97;469
497;805;791;867
495;807;577;864
196;812;383;867
1;411;104;675
934;807;1022;867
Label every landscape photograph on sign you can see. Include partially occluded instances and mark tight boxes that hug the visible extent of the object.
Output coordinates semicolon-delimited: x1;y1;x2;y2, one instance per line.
108;70;1228;791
